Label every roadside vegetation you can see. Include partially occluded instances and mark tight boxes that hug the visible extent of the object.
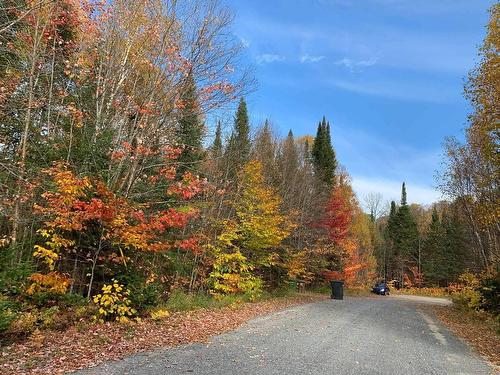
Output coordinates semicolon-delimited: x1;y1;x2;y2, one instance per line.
0;0;498;371
0;0;377;351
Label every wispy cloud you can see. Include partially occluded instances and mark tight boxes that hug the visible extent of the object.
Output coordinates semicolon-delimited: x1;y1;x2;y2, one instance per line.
256;54;286;64
300;54;326;63
329;77;456;103
334;57;378;71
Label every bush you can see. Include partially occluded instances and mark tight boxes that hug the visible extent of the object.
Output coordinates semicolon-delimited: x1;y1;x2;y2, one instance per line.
39;306;61;329
0;253;34;296
450;270;500;315
92;279;137;323
451;272;482;310
115;273;164;310
0;300;18;333
479;270;500;315
8;311;38;335
208;250;263;301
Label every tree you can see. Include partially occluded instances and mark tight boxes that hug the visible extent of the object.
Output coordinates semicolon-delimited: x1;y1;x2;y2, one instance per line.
393;183;419;283
438;4;499;270
311;116;337;185
176;73;205;175
253;120;277;183
364;192;384;222
421;207;448;285
212;160;290;279
211;121;223;160
225;98;251;173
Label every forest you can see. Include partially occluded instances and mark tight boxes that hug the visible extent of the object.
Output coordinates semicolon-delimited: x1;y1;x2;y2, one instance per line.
0;0;498;341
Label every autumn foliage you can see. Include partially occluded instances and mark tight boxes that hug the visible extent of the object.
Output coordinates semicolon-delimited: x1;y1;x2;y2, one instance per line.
0;0;377;343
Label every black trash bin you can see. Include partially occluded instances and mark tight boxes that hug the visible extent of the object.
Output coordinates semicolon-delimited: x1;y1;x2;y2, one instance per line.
330;280;344;300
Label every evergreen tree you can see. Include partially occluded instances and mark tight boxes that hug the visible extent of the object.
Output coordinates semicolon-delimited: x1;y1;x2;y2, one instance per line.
422;206;448;285
393;183;419;282
441;207;468;281
253;120;277;183
176;73;205;175
211;121;223;159
225;98;251;178
235;97;251;160
278;129;300;208
401;182;408;205
384;200;398;279
280;130;299;179
311;116;337;185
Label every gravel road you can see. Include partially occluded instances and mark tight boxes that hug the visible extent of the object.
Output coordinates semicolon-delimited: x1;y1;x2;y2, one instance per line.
73;295;493;375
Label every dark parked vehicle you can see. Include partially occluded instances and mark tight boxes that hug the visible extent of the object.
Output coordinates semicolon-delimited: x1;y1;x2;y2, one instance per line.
372;282;390;295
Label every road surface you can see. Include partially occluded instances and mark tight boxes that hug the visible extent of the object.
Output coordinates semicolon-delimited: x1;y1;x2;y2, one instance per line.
74;295;493;375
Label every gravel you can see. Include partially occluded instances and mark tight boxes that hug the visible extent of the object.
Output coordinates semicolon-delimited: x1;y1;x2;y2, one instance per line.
73;295;493;375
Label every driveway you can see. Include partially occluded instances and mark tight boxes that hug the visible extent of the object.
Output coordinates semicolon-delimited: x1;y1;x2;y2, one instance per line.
74;295;493;375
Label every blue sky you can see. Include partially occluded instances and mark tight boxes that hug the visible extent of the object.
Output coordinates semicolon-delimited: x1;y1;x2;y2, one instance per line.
221;0;495;207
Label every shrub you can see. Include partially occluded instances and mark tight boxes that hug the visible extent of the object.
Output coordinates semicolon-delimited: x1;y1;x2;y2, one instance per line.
0;300;17;333
478;269;500;315
451;272;484;311
26;272;71;296
39;306;62;329
209;250;263;300
0;257;34;296
8;311;38;335
115;273;164;310
92;279;137;323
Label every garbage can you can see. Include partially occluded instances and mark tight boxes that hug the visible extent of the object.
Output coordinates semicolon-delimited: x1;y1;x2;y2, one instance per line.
330;280;344;300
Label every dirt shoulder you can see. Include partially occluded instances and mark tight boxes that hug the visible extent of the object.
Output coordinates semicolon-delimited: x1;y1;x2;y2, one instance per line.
433;305;500;368
0;293;326;374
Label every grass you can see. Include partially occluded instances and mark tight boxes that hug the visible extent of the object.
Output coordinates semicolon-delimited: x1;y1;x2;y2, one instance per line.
158;286;299;313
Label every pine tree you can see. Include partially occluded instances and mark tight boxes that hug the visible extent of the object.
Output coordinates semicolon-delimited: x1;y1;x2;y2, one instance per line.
422;206;448;285
235;97;251;161
441;207;468;281
278;129;300;208
280;130;299;180
176;73;205;175
311;116;337;185
211;121;223;159
393;183;419;283
225;98;251;178
253;120;277;184
401;182;408;206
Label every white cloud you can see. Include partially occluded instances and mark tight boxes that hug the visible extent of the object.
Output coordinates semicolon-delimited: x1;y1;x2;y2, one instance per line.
256;54;286;64
351;176;442;208
334;57;378;71
329;77;456;103
300;54;326;63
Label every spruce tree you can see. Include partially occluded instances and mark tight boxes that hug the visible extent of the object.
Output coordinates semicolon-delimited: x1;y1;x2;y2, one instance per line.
393;183;419;283
211;121;223;159
281;129;298;177
235;97;251;162
311;116;337;185
422;206;448;285
253;120;277;182
441;207;468;282
176;73;205;175
225;98;251;178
